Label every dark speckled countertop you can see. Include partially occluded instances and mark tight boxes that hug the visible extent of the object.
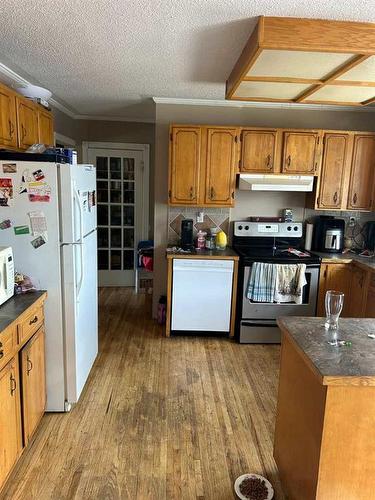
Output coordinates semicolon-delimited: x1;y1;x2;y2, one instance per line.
0;291;47;332
278;317;375;385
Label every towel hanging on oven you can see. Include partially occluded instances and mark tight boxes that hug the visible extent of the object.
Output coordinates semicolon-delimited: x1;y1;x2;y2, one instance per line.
247;262;307;304
274;263;307;304
246;262;277;302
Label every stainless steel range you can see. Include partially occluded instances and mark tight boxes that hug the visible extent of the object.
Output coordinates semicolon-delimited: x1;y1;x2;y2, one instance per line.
233;221;321;343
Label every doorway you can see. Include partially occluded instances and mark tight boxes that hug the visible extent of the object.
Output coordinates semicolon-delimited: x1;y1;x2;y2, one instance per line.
83;142;149;287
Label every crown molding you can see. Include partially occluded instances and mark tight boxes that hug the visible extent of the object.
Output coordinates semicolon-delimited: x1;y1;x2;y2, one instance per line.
74;114;155;123
0;62;155;123
152;97;375;113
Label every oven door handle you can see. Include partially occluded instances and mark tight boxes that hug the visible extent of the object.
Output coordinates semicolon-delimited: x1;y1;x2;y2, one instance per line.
241;321;278;328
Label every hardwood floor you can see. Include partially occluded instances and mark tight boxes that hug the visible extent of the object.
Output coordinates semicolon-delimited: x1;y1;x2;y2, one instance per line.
1;288;286;500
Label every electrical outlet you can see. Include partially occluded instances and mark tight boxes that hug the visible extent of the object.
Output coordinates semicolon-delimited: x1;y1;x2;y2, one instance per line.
349;216;356;227
196;211;204;223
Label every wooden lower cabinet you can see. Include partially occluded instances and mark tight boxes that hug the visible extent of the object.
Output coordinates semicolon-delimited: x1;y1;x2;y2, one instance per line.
349;266;368;317
21;327;46;445
0;293;46;493
317;263;352;317
318;262;373;319
0;357;22;488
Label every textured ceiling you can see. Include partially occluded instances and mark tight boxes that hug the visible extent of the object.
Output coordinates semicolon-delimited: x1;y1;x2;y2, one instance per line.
1;0;375;119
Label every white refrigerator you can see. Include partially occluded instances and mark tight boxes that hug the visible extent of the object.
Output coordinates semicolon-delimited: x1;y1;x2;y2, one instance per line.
0;156;98;411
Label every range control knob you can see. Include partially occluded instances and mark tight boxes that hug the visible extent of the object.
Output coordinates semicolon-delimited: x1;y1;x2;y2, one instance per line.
287;226;292;231
294;226;299;231
245;225;249;230
238;225;243;231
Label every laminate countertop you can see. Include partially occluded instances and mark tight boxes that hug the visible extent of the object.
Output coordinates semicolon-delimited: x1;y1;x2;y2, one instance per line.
0;291;47;332
166;247;239;260
278;316;375;386
316;251;375;272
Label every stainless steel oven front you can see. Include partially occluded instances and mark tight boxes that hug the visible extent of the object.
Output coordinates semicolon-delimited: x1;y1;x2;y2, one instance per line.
239;264;320;343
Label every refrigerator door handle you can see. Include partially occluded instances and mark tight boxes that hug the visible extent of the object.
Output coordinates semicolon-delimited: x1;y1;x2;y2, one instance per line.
73;183;84;301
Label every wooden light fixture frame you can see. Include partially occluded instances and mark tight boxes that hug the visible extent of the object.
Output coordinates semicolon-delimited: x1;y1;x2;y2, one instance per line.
226;17;375;106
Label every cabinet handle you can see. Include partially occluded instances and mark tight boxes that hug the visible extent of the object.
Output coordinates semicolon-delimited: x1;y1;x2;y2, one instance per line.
266;154;272;167
8;119;14;137
29;315;38;325
210;187;215;199
189;186;194;199
333;191;338;204
10;373;16;396
27;356;33;375
0;350;3;359
353;193;357;205
21;124;26;140
0;341;2;348
286;155;291;167
314;162;318;172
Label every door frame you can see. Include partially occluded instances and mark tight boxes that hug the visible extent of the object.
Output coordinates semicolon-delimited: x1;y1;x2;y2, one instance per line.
82;142;150;285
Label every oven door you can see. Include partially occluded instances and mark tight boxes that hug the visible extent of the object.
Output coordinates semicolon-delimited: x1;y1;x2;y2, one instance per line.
242;264;320;319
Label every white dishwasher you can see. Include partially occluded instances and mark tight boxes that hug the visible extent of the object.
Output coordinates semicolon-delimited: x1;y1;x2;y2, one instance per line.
171;259;234;332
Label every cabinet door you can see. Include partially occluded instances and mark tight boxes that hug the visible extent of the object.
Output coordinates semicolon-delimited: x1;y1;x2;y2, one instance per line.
0;85;17;148
318;134;349;209
0;357;22;488
347;135;375;211
349;267;367;317
38;109;54;145
16;97;38;149
365;287;375;318
21;327;46;445
205;127;237;206
240;129;276;172
317;263;352;316
282;131;319;174
169;126;201;205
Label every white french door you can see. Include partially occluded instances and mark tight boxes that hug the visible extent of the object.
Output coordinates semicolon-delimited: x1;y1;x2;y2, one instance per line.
86;145;149;287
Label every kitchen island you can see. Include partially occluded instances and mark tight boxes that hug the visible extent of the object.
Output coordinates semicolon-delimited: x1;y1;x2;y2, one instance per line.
274;317;375;500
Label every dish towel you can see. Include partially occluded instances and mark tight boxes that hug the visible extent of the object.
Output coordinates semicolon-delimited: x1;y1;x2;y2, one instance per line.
246;262;277;302
274;264;307;304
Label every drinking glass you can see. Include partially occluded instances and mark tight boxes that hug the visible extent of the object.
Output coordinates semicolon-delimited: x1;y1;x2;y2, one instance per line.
325;290;344;344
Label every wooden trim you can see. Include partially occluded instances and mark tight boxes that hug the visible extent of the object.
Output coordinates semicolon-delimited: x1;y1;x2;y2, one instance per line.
362;96;375;105
229;96;293;103
295;54;370;102
242;76;321;85
327;80;375;87
303;99;363;106
229;260;238;338
262;17;375;54
226;17;263;99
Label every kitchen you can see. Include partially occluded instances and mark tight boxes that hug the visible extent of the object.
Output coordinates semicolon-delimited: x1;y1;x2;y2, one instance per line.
0;7;375;500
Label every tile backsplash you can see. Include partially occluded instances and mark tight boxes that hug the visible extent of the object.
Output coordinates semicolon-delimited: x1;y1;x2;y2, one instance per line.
168;207;230;245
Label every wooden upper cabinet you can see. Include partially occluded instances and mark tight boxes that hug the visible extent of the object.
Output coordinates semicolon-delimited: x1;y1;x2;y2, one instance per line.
317;133;349;209
169;126;201;205
205;127;237;206
347;135;375;211
16;97;38;149
240;129;276;173
21;327;46;445
0;357;22;487
282;131;319;174
38;108;54;145
0;84;17;148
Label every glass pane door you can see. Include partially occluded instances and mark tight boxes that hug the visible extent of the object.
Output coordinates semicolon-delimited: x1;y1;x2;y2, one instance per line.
88;148;145;286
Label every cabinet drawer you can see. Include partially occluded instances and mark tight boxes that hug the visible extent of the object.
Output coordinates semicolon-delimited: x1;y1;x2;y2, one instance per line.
18;306;44;345
0;325;17;371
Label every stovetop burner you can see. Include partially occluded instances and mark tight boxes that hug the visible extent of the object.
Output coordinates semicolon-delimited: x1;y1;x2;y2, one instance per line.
232;220;321;265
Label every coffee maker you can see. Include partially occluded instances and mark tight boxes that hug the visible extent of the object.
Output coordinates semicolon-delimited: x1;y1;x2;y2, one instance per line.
364;221;375;252
180;219;194;250
312;216;345;253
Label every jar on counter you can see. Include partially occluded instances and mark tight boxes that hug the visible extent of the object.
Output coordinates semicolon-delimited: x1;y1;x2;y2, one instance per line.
196;230;207;250
205;233;216;250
